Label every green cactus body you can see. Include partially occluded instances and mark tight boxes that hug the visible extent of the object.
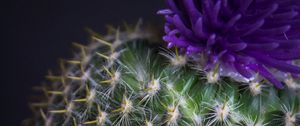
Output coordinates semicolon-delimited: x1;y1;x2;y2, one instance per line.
26;23;300;126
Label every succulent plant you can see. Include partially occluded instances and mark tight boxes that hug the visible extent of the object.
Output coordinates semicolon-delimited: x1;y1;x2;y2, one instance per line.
25;0;300;126
24;22;300;126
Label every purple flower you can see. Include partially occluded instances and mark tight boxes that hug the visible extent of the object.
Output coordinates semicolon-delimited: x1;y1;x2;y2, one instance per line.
158;0;300;89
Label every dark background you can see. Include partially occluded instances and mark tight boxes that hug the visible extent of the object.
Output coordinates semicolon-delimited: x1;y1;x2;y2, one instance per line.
0;0;164;125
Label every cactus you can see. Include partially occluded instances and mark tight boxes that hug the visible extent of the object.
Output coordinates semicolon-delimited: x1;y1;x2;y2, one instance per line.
25;0;300;126
24;22;300;126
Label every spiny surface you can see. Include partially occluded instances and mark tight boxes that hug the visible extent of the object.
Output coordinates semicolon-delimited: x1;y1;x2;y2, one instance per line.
158;0;300;89
25;26;300;126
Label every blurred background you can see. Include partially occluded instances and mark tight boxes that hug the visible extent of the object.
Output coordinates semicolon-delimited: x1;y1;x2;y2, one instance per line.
0;0;164;125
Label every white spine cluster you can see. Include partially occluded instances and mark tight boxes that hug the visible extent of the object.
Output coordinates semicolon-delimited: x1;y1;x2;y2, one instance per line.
285;112;296;126
206;97;240;126
206;71;220;84
284;76;300;90
249;81;262;96
166;105;181;126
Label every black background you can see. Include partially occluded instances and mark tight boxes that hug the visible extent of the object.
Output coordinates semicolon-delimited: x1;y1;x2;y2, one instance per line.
1;0;164;125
